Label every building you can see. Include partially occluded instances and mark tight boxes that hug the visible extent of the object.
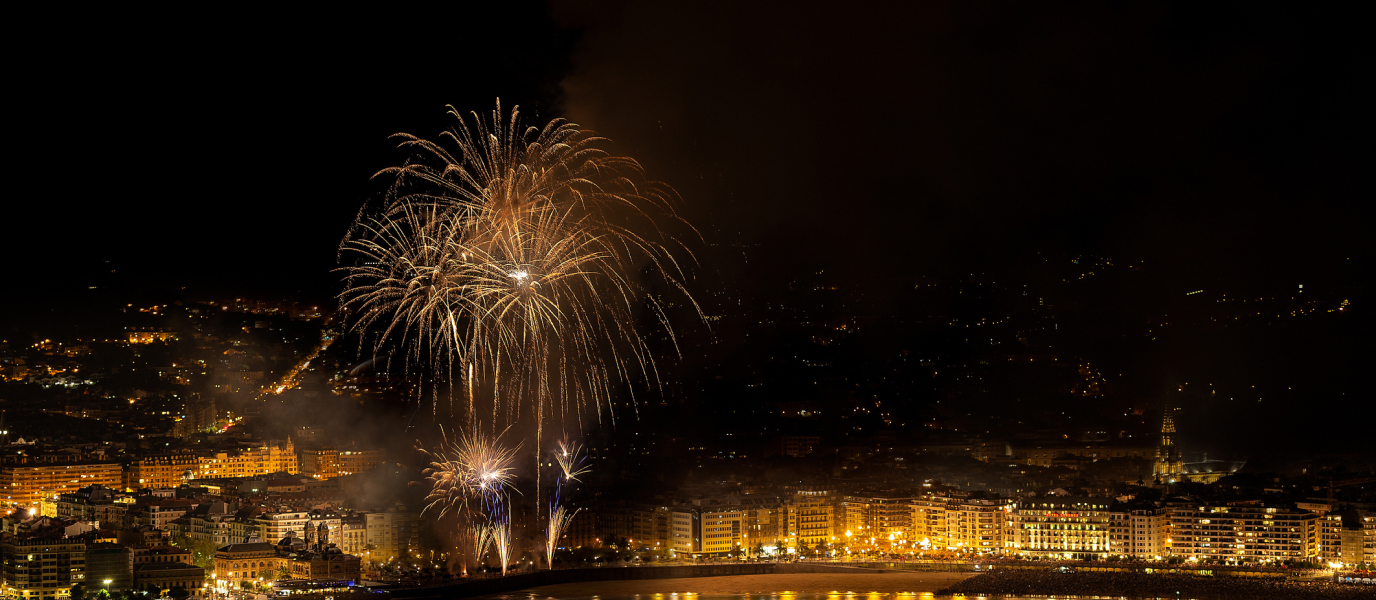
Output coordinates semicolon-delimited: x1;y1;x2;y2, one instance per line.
127;330;175;344
132;562;205;596
283;528;360;583
299;449;385;480
252;512;310;544
699;507;743;556
1107;506;1171;559
668;510;695;555
180;501;249;546
737;497;787;554
363;508;419;564
0;536;87;600
54;486;129;530
839;493;914;550
1364;513;1375;565
946;498;1008;554
132;546;192;567
1320;514;1344;563
787;490;835;549
1007;443;1156;468
211;540;281;591
1152;398;1183;481
84;544;133;591
337;515;367;556
910;494;951;550
1168;505;1318;562
777;436;821;458
123;453;198;491
1008;497;1113;559
130;499;195;531
196;440;298;479
1;456;122;509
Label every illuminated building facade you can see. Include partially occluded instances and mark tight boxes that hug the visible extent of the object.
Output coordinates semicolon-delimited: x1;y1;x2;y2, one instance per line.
699;508;743;555
1168;505;1317;562
123;453;197;491
737;498;786;553
211;541;281;591
126;330;174;344
1365;515;1376;565
1317;514;1366;566
947;499;1008;554
0;457;122;509
362;509;420;563
0;537;86;600
910;494;950;550
839;494;913;547
54;486;129;530
1107;506;1171;558
195;439;297;478
786;490;835;548
298;449;385;480
252;512;310;544
338;515;367;556
131;562;204;596
668;510;695;554
1153;398;1183;481
1009;497;1113;559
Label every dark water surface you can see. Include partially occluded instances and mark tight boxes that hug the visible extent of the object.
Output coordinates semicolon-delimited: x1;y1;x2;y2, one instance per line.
476;593;1153;599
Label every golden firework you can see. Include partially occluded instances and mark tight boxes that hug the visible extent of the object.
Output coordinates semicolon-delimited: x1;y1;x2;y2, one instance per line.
340;99;700;434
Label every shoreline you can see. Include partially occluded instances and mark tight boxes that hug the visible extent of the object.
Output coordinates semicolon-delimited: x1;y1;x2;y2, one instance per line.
519;571;977;595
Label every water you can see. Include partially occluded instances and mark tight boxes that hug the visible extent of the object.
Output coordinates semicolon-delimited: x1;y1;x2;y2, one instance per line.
476;594;1148;600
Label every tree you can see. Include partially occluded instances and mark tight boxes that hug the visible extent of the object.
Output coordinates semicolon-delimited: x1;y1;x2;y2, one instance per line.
276;564;291;580
71;583;88;600
169;587;190;599
170;536;221;569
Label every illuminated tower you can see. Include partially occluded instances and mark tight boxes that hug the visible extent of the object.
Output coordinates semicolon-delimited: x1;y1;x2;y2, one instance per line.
1153;395;1183;481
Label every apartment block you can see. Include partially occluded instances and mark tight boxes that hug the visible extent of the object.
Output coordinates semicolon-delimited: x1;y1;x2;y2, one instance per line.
1008;497;1114;558
1168;505;1317;562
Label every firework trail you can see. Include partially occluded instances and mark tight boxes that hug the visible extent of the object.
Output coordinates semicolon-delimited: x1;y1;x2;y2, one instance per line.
545;439;589;569
468;521;495;574
418;427;519;518
554;439;590;483
545;501;577;570
491;507;514;577
339;100;702;435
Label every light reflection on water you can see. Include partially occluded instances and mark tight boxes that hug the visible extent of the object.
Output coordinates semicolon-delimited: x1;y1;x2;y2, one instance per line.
476;593;1151;600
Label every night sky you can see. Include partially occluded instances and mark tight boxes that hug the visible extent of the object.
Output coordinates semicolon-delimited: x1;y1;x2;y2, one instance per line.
6;4;1370;457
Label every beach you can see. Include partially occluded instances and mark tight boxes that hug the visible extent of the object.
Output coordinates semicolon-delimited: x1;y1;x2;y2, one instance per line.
519;571;977;596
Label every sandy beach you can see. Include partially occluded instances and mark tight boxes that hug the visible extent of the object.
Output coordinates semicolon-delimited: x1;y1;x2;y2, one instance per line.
519;572;976;596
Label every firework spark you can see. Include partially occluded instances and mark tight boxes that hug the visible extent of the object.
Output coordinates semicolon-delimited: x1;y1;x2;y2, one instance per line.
418;427;519;518
554;439;591;483
545;501;578;569
339;100;701;433
468;522;495;573
491;509;514;577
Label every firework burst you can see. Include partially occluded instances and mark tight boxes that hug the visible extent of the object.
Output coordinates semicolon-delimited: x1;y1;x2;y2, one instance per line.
339;100;701;433
418;427;519;518
554;439;591;483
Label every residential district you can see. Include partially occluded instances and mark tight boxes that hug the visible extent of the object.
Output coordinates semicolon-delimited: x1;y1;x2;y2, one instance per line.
0;279;1369;599
1;417;1374;600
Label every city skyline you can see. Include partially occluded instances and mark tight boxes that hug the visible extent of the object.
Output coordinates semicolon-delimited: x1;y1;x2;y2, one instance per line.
0;3;1370;598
